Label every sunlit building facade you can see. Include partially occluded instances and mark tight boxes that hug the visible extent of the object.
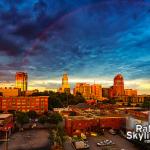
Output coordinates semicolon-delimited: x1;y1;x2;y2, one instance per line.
73;83;91;99
16;72;28;92
0;87;21;97
125;89;137;96
113;74;125;97
0;96;48;113
59;73;70;93
107;74;139;100
91;84;102;100
116;95;150;106
74;83;102;100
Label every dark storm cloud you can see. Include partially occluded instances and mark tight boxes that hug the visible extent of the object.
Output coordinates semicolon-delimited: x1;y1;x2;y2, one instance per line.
0;36;23;56
13;22;40;40
11;0;91;40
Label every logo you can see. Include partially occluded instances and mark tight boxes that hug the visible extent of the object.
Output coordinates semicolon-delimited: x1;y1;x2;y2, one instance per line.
127;124;150;143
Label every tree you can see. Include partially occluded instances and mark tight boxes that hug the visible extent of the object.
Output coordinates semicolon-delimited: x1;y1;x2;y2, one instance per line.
16;111;29;126
56;126;66;146
142;100;150;108
109;99;116;104
102;99;116;104
31;91;85;108
49;125;66;148
127;97;132;107
73;92;85;104
48;113;63;125
49;97;63;108
38;115;47;124
27;110;37;119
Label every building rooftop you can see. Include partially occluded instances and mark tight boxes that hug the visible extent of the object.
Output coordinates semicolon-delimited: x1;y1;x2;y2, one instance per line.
67;114;125;120
0;96;49;98
0;114;13;119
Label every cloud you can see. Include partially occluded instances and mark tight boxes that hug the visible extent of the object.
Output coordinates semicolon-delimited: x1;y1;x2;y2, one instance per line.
0;36;23;56
0;0;149;93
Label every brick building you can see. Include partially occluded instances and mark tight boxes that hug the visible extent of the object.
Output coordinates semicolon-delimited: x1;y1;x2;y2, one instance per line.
73;83;102;100
0;96;48;113
65;116;125;136
116;95;150;106
91;84;102;100
0;114;14;139
0;87;21;97
113;74;125;97
124;89;137;96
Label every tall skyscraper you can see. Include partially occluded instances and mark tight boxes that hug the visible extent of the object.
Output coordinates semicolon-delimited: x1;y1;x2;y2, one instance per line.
16;72;28;92
59;73;70;93
113;74;124;97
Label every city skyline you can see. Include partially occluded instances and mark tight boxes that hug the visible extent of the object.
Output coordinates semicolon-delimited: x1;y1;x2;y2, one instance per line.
0;0;149;94
0;72;148;95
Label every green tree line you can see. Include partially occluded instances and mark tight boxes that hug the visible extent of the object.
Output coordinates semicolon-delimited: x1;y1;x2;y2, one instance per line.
31;91;85;108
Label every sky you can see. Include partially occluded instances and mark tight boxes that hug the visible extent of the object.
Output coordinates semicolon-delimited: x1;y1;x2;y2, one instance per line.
0;0;150;94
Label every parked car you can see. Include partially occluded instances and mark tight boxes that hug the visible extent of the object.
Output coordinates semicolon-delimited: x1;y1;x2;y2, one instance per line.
97;140;115;146
109;129;116;135
97;142;104;146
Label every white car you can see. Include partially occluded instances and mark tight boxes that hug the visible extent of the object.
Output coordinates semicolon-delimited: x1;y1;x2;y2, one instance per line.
97;142;105;146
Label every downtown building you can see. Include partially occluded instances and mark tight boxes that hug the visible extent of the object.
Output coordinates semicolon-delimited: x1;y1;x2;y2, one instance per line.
101;74;150;106
0;114;14;138
16;72;28;93
124;89;137;96
103;74;137;99
0;72;28;97
0;72;48;113
0;96;48;113
73;83;102;100
0;87;21;97
65;116;125;136
111;74;125;97
58;73;70;94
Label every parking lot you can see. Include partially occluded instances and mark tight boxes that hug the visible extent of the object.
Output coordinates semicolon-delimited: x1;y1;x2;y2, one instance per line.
0;129;50;150
87;131;138;150
64;131;139;150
